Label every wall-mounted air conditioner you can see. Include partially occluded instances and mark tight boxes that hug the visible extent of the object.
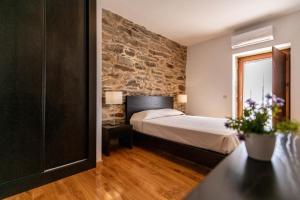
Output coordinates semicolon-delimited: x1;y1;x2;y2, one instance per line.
231;26;274;49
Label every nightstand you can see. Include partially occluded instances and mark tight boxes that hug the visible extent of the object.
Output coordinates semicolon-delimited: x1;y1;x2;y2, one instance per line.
102;124;133;156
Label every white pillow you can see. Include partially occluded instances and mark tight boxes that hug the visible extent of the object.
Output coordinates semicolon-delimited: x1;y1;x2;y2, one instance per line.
131;109;183;121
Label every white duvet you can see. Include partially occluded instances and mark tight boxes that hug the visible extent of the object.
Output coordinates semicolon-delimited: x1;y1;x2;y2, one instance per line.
130;109;239;154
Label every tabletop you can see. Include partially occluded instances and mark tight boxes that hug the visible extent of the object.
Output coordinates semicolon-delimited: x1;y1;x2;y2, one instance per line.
185;134;300;200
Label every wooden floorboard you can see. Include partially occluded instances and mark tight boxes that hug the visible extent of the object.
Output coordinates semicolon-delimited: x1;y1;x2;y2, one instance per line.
5;147;208;200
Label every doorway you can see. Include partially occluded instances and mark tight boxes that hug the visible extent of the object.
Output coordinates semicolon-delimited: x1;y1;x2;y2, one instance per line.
237;47;290;120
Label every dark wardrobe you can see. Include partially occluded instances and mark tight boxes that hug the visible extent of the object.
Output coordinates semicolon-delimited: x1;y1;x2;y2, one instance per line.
0;0;96;198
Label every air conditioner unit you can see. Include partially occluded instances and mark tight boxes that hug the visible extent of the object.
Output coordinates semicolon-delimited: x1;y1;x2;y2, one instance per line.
231;26;274;49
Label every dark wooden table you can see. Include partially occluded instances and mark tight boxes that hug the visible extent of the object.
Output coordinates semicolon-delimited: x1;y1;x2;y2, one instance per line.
185;134;300;200
102;124;133;156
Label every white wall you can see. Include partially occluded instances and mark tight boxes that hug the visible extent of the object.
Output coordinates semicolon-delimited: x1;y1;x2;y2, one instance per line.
186;35;232;117
96;0;102;162
186;11;300;121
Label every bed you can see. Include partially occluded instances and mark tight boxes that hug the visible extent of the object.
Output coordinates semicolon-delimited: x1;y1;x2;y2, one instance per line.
126;96;239;168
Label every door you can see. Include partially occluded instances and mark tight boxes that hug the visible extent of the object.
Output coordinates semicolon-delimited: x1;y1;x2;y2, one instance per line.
0;0;43;184
272;47;290;120
237;48;290;119
45;0;89;170
0;0;95;197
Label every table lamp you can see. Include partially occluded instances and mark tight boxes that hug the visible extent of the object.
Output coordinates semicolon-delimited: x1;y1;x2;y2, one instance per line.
177;94;187;112
105;91;123;126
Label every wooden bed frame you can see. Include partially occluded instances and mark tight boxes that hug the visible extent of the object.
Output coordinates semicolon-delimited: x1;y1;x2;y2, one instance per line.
125;96;226;168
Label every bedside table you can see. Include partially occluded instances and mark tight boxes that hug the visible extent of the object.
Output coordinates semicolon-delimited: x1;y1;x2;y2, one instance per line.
102;124;133;156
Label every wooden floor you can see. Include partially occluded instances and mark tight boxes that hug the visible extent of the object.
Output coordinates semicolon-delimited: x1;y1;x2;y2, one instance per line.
6;147;208;200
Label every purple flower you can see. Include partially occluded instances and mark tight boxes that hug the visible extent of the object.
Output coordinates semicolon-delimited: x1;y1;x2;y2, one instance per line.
238;134;245;141
276;97;285;103
265;94;272;100
245;98;256;107
225;122;230;128
265;94;273;106
271;95;285;107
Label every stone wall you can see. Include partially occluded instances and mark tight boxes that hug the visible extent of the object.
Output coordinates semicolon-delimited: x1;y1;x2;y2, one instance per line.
102;9;187;124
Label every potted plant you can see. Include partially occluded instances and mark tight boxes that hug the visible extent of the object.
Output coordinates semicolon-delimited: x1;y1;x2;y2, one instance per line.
225;94;299;161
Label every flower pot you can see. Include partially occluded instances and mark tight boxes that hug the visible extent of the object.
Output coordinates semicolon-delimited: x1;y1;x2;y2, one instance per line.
245;134;276;161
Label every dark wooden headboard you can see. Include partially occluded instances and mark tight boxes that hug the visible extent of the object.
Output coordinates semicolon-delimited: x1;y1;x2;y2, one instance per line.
125;96;173;124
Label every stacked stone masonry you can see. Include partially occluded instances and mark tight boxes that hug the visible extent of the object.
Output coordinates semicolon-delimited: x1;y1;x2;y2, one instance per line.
102;9;187;124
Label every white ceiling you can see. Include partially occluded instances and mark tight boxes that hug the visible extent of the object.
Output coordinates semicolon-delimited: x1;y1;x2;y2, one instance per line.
102;0;300;46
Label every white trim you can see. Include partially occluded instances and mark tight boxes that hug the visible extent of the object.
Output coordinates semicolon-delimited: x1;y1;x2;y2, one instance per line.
96;0;102;162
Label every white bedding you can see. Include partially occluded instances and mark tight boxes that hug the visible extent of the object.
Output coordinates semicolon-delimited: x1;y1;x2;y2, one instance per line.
130;110;239;154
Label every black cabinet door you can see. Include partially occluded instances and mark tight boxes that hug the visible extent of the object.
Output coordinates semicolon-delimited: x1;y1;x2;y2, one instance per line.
0;0;43;184
45;0;88;170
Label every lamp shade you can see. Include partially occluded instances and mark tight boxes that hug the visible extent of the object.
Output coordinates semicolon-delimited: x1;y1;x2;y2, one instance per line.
105;91;123;105
177;94;187;103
